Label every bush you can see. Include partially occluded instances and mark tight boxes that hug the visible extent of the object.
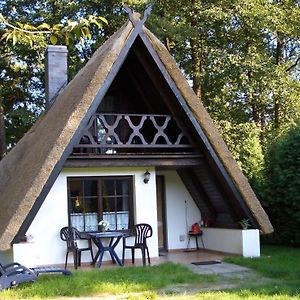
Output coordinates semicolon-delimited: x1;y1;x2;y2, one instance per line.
263;123;300;245
216;120;264;186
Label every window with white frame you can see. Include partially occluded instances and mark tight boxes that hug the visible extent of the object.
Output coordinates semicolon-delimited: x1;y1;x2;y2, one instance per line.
67;176;133;232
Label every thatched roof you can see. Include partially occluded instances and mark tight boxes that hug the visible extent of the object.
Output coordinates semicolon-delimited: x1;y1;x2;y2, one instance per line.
0;14;273;251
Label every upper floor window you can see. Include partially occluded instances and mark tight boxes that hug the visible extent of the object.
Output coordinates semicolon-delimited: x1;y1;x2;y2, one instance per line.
67;176;133;232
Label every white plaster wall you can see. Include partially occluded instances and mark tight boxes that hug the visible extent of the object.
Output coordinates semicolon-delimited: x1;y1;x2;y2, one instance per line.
10;167;260;266
13;174;68;267
157;171;202;250
13;167;158;267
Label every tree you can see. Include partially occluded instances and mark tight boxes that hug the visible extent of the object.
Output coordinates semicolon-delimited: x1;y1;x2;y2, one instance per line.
263;121;300;245
216;120;264;186
1;0;300;184
0;1;107;159
147;0;300;146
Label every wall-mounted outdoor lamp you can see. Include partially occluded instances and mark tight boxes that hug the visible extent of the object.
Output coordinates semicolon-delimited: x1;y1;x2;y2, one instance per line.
143;170;151;184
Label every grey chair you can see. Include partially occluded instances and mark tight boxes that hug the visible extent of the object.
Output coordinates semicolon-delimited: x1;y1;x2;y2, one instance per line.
122;223;153;266
60;226;94;269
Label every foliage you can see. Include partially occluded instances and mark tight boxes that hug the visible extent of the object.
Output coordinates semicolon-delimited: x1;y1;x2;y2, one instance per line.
238;218;251;230
147;0;300;145
0;0;109;158
216;120;264;185
262;122;300;245
0;13;107;47
0;42;45;151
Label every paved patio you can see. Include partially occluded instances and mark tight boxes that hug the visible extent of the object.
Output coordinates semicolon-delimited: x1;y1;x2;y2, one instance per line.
76;248;235;271
151;249;233;266
124;249;251;276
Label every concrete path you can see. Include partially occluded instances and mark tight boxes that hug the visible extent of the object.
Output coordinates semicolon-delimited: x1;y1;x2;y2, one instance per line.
187;261;252;275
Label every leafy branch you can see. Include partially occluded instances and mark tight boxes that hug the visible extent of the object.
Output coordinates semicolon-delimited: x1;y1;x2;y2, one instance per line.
0;13;108;46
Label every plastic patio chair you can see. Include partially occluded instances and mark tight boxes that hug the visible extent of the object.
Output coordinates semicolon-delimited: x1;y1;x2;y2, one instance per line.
60;226;94;269
122;223;153;266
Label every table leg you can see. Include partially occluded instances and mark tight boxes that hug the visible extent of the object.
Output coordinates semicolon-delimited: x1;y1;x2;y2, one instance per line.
92;236;123;267
96;251;105;267
109;236;123;266
91;238;104;266
108;238;116;264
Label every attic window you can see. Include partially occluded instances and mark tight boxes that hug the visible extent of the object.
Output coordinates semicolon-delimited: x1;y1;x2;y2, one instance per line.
67;176;133;231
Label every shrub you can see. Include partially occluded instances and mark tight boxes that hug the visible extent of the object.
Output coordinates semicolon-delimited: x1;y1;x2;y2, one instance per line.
216;120;264;186
263;123;300;245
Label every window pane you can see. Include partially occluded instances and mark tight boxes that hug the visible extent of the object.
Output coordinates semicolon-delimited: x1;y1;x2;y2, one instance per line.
117;212;129;230
103;197;115;212
116;196;128;211
116;180;129;196
83;197;98;213
69;180;82;197
70;212;98;232
102;180;115;196
69;179;99;232
103;212;116;230
84;180;97;197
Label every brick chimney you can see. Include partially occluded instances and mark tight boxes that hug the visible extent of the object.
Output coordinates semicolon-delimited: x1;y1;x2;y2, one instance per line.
45;45;68;109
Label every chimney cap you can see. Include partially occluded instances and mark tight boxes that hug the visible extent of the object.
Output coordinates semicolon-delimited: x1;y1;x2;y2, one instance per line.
45;45;68;53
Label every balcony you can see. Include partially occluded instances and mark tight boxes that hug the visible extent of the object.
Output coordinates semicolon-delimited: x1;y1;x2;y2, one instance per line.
72;113;195;156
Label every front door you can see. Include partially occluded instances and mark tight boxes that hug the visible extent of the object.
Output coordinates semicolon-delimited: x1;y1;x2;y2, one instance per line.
156;175;167;253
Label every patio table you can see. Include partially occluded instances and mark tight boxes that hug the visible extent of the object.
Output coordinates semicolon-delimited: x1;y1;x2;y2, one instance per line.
86;231;124;267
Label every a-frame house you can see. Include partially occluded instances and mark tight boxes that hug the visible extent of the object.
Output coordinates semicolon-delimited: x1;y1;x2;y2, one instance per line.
0;9;272;266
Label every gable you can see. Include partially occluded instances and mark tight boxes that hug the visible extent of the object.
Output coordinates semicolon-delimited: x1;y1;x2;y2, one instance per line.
0;14;273;251
67;34;270;232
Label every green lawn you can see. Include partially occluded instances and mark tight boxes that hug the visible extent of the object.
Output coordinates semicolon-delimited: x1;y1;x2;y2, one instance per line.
224;245;300;296
1;246;300;299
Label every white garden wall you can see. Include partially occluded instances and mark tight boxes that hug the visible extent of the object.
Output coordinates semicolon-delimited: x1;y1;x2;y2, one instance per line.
201;228;260;257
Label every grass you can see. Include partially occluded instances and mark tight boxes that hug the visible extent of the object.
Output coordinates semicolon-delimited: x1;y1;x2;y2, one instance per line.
0;262;216;299
225;245;300;280
1;246;300;299
224;245;300;296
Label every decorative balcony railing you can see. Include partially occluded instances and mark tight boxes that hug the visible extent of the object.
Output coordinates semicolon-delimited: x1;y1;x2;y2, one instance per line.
73;114;194;155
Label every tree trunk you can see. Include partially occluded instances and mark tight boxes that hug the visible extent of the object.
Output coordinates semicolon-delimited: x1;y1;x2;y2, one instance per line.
274;34;284;129
247;70;259;124
0;102;6;160
190;0;202;100
190;37;202;99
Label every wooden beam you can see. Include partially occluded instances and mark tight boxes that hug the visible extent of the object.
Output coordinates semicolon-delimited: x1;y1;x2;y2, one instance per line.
65;155;204;168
